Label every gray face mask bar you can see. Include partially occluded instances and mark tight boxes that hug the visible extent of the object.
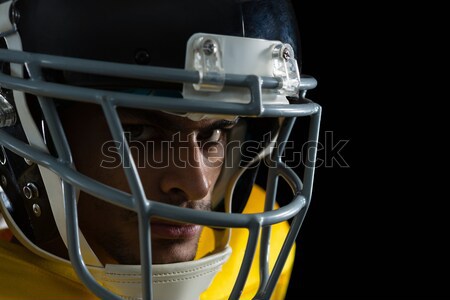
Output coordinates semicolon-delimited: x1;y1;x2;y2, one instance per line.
0;47;320;299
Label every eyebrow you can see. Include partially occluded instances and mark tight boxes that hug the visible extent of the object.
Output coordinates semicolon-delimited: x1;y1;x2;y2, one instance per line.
201;119;238;132
119;109;238;132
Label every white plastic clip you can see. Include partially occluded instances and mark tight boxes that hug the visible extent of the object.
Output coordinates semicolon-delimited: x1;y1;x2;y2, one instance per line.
192;36;225;92
272;43;301;96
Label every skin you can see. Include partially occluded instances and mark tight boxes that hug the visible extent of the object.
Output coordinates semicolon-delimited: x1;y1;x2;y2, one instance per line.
59;103;235;265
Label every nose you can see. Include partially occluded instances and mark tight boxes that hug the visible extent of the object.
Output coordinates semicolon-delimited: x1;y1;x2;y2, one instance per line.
159;139;212;202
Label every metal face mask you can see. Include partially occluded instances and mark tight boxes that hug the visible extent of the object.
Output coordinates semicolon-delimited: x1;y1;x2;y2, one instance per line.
0;0;321;299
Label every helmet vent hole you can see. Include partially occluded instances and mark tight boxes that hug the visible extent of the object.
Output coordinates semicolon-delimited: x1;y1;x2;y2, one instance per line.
134;49;151;65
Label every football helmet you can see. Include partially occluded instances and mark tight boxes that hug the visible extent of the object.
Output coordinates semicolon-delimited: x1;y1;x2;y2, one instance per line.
0;0;320;299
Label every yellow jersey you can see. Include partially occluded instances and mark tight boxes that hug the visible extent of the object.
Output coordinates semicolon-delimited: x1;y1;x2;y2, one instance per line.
0;186;294;299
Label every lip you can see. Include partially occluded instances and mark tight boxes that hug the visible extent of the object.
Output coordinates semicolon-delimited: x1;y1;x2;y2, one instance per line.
150;221;202;239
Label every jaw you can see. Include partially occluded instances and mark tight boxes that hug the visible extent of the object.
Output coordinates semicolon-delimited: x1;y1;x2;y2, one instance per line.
151;237;200;264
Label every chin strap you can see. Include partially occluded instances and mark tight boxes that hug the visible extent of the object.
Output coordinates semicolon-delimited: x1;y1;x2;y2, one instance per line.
92;246;231;300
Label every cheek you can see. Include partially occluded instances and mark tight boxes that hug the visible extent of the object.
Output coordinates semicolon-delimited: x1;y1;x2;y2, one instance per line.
203;145;225;168
61;108;130;192
204;156;224;188
78;141;129;191
201;137;226;171
128;140;169;169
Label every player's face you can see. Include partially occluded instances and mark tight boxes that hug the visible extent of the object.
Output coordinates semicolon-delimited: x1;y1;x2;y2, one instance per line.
60;103;235;264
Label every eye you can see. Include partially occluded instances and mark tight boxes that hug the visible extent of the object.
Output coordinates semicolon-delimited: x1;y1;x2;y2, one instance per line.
122;125;160;142
198;129;223;144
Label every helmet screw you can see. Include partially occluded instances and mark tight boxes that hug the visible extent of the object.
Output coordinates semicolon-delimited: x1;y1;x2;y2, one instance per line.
23;183;39;199
202;39;217;56
9;4;20;25
32;204;41;217
1;175;7;187
282;48;291;60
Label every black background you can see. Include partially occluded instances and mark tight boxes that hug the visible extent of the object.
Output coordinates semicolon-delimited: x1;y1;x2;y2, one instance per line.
284;1;447;298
